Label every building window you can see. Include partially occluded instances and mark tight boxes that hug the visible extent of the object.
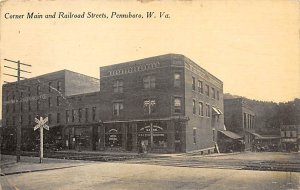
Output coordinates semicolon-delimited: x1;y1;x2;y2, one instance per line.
143;99;156;114
12;95;15;112
48;97;52;108
92;107;96;121
192;77;195;91
143;75;155;89
193;128;197;144
85;108;89;122
28;100;31;111
48;114;52;124
174;73;181;88
28;87;31;96
199;102;204;116
113;103;123;116
66;110;70;123
20;115;23;125
217;91;219;100
113;80;123;93
56;96;61;106
243;113;247;128
205;84;210;96
37;100;40;111
78;108;82;122
206;104;210;117
37;85;40;95
212;88;216;99
48;82;52;92
198;80;203;93
12;116;16;126
57;81;62;91
6;104;9;113
57;113;60;124
21;102;23;112
193;99;196;114
28;115;32;125
72;109;75;122
174;98;182;113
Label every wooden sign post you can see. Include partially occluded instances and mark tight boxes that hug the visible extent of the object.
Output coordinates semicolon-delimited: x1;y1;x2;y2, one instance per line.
34;116;49;163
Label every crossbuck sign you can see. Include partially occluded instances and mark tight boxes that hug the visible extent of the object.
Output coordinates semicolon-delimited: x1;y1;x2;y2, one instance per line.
34;117;49;163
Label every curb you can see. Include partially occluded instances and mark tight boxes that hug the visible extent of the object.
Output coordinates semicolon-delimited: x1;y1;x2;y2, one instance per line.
1;164;86;176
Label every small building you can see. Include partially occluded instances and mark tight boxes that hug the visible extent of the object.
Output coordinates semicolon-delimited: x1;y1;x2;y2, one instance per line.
223;98;255;151
280;125;300;152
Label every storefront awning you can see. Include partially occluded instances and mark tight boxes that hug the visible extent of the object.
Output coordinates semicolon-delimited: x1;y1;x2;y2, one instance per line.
246;131;280;140
218;130;242;140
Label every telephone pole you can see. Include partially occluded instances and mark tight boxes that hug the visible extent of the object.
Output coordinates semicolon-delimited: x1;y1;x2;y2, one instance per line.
3;58;31;162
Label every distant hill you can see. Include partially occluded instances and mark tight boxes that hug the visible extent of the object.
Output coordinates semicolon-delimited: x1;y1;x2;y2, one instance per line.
224;93;300;135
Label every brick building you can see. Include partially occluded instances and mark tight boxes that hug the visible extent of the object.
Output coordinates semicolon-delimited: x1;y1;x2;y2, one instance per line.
280;125;300;152
98;54;224;153
223;98;255;151
1;70;100;151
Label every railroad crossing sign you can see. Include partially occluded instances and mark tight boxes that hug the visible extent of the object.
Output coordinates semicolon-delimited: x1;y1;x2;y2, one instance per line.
33;116;49;163
34;117;49;131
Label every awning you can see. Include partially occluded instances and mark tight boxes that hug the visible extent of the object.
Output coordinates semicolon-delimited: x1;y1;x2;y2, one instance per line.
246;131;280;140
212;107;221;115
218;130;242;140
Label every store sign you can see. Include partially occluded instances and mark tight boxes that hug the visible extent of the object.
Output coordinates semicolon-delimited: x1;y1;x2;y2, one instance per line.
282;138;297;143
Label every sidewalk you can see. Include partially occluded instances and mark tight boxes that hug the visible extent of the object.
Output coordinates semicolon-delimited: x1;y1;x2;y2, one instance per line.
0;155;92;176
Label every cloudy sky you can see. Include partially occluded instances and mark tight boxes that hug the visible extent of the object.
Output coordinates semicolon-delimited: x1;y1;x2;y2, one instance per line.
1;0;299;104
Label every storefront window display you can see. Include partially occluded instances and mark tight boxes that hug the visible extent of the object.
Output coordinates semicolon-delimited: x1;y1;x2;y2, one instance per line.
105;124;122;147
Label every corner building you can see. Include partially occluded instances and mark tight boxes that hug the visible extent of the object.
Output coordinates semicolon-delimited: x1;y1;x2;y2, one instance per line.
99;54;224;153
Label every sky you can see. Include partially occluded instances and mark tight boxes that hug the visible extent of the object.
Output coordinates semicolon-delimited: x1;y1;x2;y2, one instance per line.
1;0;299;106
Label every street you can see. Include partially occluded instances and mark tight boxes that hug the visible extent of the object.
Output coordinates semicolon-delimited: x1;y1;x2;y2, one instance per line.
1;152;300;190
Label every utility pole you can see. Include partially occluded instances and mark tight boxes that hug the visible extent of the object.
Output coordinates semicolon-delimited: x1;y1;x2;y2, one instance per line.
3;59;31;162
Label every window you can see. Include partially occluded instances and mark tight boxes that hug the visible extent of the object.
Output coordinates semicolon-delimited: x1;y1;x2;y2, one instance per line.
206;104;210;117
57;81;62;91
212;88;216;99
92;107;96;121
28;115;32;125
21;102;23;112
192;99;196;114
66;110;70;123
78;108;82;122
217;91;219;100
113;103;123;116
28;100;31;111
48;97;52;108
174;73;181;87
12;95;15;112
12;116;15;126
85;108;89;122
37;85;40;95
56;96;61;106
174;98;182;113
28;87;31;96
199;102;204;116
143;99;156;114
143;75;155;89
193;128;197;144
192;77;195;91
6;104;9;113
72;109;75;122
205;84;210;96
48;82;52;92
198;80;203;93
20;116;23;125
57;113;60;123
48;114;52;124
113;80;123;93
243;113;247;128
37;100;40;110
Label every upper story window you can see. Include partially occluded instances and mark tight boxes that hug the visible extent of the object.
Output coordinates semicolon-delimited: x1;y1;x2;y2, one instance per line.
66;110;70;123
199;102;204;116
92;107;96;121
174;73;181;88
72;109;75;122
192;77;195;91
37;99;40;111
48;82;52;92
12;95;16;112
113;102;123;116
174;98;182;113
57;113;60;124
217;91;220;100
113;80;124;93
192;99;196;114
205;104;210;117
48;114;52;124
37;85;41;95
198;80;203;93
143;99;156;115
212;88;216;99
78;108;82;122
28;100;31;111
85;108;89;123
143;75;155;89
57;81;62;91
56;96;61;106
48;97;52;108
28;115;32;125
205;84;210;97
28;87;31;96
243;113;247;128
